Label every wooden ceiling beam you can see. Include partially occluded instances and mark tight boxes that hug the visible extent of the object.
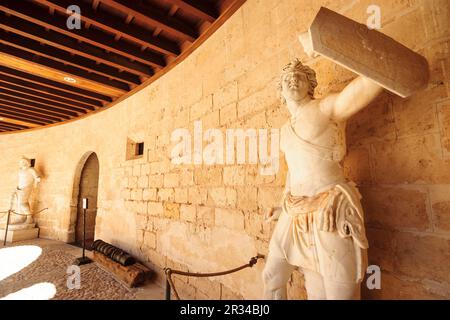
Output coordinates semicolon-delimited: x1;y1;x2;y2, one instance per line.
0;94;85;116
0;85;95;114
92;0;100;10
0;73;102;108
0;120;28;129
104;0;197;42
0;1;174;63
0;109;53;125
0;104;68;122
0;99;77;119
0;126;22;132
0;49;126;97
167;0;219;23
168;5;179;17
0;81;98;111
0;125;17;129
0;120;29;130
0;89;89;114
30;0;179;57
0;114;50;127
0;123;20;129
0;102;70;122
0;102;70;121
0;12;157;75
0;43;130;93
0;30;143;85
0;66;112;103
0;0;244;133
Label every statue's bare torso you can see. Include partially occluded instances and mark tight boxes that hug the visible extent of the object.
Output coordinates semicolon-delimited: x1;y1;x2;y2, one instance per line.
281;99;346;197
18;167;39;190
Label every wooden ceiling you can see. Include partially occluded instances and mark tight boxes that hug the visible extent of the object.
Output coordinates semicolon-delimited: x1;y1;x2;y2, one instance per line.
0;0;245;133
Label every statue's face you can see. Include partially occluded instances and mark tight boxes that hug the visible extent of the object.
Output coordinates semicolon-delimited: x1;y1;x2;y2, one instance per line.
281;71;309;103
19;159;30;169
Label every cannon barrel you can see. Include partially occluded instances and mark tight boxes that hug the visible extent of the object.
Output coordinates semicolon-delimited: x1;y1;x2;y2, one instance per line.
92;239;136;266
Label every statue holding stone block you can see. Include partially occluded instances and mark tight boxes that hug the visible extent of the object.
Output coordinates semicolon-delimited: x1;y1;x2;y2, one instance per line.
262;7;429;300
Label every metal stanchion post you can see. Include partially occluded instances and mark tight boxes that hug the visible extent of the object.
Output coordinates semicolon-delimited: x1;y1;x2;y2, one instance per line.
3;191;17;246
165;278;171;300
3;209;11;246
74;198;93;265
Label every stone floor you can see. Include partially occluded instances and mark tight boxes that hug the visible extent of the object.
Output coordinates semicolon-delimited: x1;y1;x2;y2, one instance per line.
0;238;164;300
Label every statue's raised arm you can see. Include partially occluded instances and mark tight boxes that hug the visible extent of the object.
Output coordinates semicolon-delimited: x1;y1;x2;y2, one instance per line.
318;76;384;121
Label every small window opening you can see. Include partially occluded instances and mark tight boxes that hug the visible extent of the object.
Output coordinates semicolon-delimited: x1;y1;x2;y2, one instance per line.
126;138;145;160
136;142;144;156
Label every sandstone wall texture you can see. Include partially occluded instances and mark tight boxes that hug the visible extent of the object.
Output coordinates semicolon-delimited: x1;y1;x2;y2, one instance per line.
0;0;449;299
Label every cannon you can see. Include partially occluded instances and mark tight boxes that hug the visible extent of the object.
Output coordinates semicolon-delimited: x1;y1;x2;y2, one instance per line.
92;239;136;266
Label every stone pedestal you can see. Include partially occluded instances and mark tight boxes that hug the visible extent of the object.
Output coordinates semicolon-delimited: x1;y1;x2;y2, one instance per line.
0;227;39;243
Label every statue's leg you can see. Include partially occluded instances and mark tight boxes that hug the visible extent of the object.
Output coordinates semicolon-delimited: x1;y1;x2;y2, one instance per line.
302;268;326;300
24;215;34;224
17;189;34;224
323;278;360;300
262;253;296;300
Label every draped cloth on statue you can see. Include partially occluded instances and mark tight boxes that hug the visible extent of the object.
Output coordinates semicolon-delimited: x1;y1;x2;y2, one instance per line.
268;182;369;283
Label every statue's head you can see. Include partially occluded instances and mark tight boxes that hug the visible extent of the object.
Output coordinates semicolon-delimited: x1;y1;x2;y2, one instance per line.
279;59;317;104
19;156;31;169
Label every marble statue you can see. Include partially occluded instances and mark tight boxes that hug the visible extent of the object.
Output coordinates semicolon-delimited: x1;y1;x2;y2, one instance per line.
2;156;41;227
262;58;380;300
262;7;428;300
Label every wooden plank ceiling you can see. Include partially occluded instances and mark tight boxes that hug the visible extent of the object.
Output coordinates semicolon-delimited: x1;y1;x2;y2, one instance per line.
0;0;244;133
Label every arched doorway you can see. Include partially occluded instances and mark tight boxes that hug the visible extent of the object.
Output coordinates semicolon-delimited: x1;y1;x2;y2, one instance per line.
74;153;99;249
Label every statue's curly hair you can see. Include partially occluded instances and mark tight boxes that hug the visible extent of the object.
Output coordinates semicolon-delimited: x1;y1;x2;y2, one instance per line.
20;156;31;166
278;59;318;102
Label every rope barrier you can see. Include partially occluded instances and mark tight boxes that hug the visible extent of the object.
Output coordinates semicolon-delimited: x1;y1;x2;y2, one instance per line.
0;207;48;217
163;254;264;300
2;190;48;245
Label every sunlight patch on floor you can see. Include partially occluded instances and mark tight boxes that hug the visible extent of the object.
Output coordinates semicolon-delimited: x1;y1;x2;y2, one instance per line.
0;245;42;281
0;282;56;300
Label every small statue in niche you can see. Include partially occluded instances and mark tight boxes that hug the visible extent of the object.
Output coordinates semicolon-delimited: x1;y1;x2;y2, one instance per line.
262;7;428;299
1;156;41;226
